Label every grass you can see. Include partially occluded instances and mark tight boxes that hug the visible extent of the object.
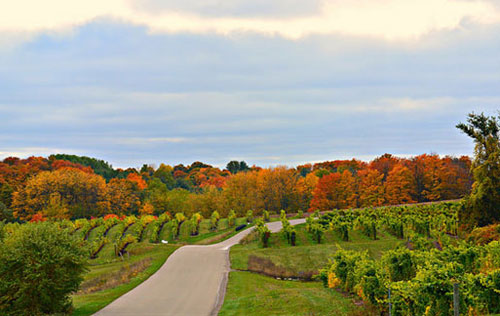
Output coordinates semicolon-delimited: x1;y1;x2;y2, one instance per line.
72;243;178;316
219;271;361;316
230;224;403;277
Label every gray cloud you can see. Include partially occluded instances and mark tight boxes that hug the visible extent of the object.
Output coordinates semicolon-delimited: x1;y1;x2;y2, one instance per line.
0;20;499;168
128;0;322;18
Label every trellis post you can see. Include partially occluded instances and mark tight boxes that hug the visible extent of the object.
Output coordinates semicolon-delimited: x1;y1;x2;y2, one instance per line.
453;283;459;316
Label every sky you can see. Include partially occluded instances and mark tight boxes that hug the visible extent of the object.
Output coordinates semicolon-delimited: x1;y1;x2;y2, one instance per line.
0;1;499;169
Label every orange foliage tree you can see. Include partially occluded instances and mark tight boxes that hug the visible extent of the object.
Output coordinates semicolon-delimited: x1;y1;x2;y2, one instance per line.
12;168;109;220
309;173;343;211
126;173;147;190
106;178;141;216
358;169;385;207
384;164;416;205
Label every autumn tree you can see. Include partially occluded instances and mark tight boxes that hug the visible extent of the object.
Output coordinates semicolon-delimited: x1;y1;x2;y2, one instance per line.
106;178;141;216
126;173;147;191
11;168;109;220
139;202;155;215
384;164;416;205
223;171;264;215
309;173;342;211
358;169;385;207
189;186;225;218
257;167;299;213
296;172;319;211
457;112;500;227
338;170;358;208
370;154;400;181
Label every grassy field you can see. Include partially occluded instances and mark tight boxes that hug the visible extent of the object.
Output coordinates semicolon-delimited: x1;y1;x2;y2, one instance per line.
230;223;403;277
72;243;178;316
219;271;362;316
222;223;403;315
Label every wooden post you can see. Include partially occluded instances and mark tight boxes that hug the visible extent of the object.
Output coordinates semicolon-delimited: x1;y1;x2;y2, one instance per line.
388;288;392;316
453;283;459;316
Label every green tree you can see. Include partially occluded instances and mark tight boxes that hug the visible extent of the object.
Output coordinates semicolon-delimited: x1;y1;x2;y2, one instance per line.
456;112;500;227
0;202;14;222
0;222;87;315
226;160;249;174
49;154;117;180
153;163;175;189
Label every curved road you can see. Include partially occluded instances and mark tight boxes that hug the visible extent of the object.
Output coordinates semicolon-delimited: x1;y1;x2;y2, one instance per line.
94;218;306;316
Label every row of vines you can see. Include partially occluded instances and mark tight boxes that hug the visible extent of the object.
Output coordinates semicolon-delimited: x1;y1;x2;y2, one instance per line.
303;202;500;315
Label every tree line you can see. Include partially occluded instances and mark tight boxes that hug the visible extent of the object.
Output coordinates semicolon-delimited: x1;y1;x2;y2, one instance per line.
0;153;472;222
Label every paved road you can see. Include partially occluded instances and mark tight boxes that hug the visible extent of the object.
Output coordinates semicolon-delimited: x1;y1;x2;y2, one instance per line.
94;218;306;316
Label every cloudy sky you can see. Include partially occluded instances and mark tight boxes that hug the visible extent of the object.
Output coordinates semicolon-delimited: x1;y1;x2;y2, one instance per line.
0;1;499;168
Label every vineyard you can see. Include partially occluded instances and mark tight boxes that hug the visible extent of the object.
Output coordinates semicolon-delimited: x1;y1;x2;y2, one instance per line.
224;201;500;316
0;210;255;316
1;211;253;262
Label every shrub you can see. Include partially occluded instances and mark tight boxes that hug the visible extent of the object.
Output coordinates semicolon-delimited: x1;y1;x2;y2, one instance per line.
328;248;369;292
137;215;155;241
228;210;236;227
256;219;270;248
0;222;87;315
468;224;500;245
246;210;253;223
262;210;270;222
149;212;170;243
90;236;109;259
381;248;416;282
190;213;203;236
310;223;324;244
116;235;137;256
103;215;120;237
210;211;220;230
172;213;186;238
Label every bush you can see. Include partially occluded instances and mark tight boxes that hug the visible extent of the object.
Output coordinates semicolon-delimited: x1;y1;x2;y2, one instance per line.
381;248;416;282
327;248;369;292
210;211;220;230
246;210;253;223
0;222;88;315
256;219;270;248
228;210;236;227
262;210;270;222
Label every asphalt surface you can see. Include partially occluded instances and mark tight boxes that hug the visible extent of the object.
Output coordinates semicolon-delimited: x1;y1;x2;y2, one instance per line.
94;218;306;316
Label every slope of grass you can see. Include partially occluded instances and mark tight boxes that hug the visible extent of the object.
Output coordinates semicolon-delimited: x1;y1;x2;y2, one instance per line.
72;243;178;316
231;224;403;276
219;271;361;316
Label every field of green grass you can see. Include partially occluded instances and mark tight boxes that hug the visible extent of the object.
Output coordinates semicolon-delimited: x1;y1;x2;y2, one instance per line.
72;243;178;316
219;271;362;316
222;223;404;315
230;223;403;277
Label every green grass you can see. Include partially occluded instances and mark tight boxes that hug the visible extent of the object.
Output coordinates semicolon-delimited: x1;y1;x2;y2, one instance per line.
219;271;361;316
231;224;403;275
72;243;178;316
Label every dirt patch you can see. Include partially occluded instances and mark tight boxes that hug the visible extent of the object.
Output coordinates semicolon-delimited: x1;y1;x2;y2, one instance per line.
78;257;152;294
247;255;316;280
